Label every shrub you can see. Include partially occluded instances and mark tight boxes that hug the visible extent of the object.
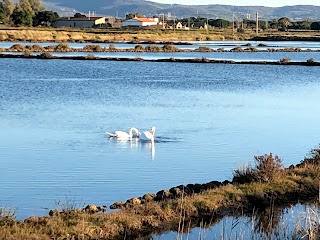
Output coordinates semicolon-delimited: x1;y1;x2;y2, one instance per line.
162;44;179;52
233;153;284;184
109;44;116;52
54;43;71;52
279;57;291;63
195;46;213;52
83;45;104;52
134;44;145;52
307;58;316;64
39;52;53;59
231;46;243;52
0;207;16;226
86;54;96;59
301;148;320;165
10;44;26;52
145;45;162;52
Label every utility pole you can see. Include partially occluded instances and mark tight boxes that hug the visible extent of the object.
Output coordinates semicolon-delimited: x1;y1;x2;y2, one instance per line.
206;17;209;34
162;13;165;29
256;12;259;36
232;12;235;40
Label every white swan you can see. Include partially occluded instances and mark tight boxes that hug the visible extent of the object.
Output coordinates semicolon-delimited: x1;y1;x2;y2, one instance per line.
139;126;156;142
106;127;140;139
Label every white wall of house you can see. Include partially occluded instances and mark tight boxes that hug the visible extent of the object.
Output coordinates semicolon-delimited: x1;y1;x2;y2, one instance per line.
122;19;158;27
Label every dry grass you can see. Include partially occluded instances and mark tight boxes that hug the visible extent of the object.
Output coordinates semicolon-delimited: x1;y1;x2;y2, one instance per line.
0;28;226;42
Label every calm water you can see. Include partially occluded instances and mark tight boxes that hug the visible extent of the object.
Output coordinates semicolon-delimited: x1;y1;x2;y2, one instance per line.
155;203;318;239
0;58;320;219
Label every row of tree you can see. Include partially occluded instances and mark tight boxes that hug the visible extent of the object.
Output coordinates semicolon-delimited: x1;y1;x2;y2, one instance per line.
173;16;320;31
0;0;59;26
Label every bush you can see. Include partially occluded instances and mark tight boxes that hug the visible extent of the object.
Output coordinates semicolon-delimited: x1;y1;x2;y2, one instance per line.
195;46;213;52
162;44;180;52
279;57;291;63
145;45;162;52
231;46;244;52
307;58;316;64
10;44;26;52
109;44;116;52
54;43;71;52
83;45;104;52
233;153;284;184
39;52;53;59
134;44;145;52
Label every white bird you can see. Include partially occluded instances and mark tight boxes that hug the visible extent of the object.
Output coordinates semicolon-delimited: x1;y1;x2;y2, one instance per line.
106;127;140;139
139;126;156;142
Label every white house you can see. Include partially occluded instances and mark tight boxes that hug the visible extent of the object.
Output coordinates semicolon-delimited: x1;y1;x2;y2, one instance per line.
53;16;106;28
122;17;158;27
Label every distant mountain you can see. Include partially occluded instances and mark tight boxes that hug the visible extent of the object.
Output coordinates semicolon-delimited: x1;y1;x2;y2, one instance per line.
40;0;320;20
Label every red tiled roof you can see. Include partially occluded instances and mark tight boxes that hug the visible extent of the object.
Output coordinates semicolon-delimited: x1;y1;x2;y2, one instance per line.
134;18;157;23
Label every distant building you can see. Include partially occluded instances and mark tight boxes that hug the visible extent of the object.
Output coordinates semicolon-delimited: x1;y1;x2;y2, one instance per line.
122;17;158;27
53;16;106;28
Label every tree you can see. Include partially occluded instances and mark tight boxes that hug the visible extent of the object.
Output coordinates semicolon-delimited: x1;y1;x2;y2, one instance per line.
310;21;320;30
33;10;59;26
0;3;6;23
11;3;33;26
278;17;291;31
19;0;33;15
3;0;14;22
208;19;231;28
74;12;86;18
29;0;43;12
125;13;142;19
0;0;14;24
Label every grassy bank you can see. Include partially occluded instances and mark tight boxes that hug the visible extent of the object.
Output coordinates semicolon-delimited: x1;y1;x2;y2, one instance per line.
0;27;228;43
1;27;320;43
1;151;320;239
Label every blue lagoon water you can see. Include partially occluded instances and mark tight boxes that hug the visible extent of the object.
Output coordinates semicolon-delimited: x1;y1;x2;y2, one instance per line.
0;58;320;219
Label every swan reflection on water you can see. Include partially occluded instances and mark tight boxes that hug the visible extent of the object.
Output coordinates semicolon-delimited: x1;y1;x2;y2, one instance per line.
105;126;156;159
107;137;156;160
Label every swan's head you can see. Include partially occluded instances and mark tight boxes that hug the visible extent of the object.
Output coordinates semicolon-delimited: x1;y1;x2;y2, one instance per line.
150;126;156;135
129;127;140;137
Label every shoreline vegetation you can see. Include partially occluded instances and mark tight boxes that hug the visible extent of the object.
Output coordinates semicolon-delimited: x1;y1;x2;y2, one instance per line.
2;42;320;53
0;43;320;66
1;52;319;66
1;27;320;43
1;150;320;239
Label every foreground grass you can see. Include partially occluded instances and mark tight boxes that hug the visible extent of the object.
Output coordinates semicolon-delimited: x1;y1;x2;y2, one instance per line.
1;151;320;239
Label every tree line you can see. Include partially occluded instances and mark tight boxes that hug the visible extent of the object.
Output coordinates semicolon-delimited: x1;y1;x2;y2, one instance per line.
0;0;59;26
174;16;320;31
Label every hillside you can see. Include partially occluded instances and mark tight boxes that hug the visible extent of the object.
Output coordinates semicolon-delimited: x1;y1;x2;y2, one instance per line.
40;0;320;20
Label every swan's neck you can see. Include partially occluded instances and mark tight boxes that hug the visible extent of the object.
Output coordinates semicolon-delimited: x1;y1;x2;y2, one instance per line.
129;127;139;137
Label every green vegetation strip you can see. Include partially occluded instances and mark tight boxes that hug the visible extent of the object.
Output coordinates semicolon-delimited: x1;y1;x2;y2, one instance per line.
1;151;320;239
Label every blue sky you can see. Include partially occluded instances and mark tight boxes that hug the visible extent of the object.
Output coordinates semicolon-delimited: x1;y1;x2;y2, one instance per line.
151;0;320;7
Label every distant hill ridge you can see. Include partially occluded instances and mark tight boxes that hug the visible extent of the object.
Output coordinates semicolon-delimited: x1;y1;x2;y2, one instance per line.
39;0;320;20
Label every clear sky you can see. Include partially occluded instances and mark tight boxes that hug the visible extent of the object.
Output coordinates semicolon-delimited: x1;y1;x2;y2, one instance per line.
151;0;320;7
